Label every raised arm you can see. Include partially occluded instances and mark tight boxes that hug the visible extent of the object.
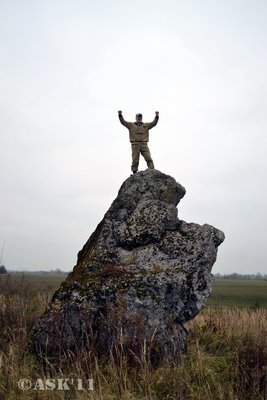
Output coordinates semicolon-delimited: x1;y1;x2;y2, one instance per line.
147;111;159;129
118;110;130;128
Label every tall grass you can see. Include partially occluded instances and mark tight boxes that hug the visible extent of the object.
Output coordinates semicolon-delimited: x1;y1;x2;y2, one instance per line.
0;274;266;399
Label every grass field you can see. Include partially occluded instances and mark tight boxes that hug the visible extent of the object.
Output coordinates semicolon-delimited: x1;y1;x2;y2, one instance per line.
208;278;267;308
0;273;266;399
7;272;267;308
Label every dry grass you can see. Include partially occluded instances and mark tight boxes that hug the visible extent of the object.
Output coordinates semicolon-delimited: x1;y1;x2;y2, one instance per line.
0;274;266;399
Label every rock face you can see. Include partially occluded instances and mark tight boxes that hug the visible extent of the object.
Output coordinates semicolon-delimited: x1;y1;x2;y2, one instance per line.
33;169;224;364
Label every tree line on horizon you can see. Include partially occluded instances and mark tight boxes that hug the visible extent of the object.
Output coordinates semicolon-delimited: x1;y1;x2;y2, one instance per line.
1;268;266;280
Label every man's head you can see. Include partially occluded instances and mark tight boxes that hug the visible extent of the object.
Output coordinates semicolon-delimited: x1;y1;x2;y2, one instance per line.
136;113;143;122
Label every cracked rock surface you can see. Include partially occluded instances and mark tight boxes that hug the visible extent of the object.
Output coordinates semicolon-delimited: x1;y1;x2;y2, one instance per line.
32;169;225;363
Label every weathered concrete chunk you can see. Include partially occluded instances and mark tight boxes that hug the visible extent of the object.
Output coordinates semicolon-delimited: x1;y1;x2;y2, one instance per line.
32;169;224;364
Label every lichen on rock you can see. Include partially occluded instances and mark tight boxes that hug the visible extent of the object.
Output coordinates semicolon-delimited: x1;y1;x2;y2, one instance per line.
32;169;225;365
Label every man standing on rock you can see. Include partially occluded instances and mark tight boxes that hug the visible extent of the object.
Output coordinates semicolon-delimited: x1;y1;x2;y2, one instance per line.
118;110;159;174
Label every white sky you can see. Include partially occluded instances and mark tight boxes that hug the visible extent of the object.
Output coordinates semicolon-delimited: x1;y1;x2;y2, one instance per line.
1;0;266;274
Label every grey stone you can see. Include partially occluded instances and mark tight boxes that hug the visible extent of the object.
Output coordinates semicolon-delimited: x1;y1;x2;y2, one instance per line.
32;169;224;364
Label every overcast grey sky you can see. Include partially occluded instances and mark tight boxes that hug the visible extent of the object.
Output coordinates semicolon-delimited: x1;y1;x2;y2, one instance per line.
1;0;266;274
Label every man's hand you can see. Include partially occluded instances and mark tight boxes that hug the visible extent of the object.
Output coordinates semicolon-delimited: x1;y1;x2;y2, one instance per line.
155;111;159;116
118;110;122;114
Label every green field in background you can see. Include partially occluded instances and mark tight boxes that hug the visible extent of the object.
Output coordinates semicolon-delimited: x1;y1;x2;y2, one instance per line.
208;279;267;307
1;272;68;293
2;273;267;308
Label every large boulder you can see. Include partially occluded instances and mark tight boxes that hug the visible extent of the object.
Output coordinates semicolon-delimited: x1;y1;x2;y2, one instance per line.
32;169;224;364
